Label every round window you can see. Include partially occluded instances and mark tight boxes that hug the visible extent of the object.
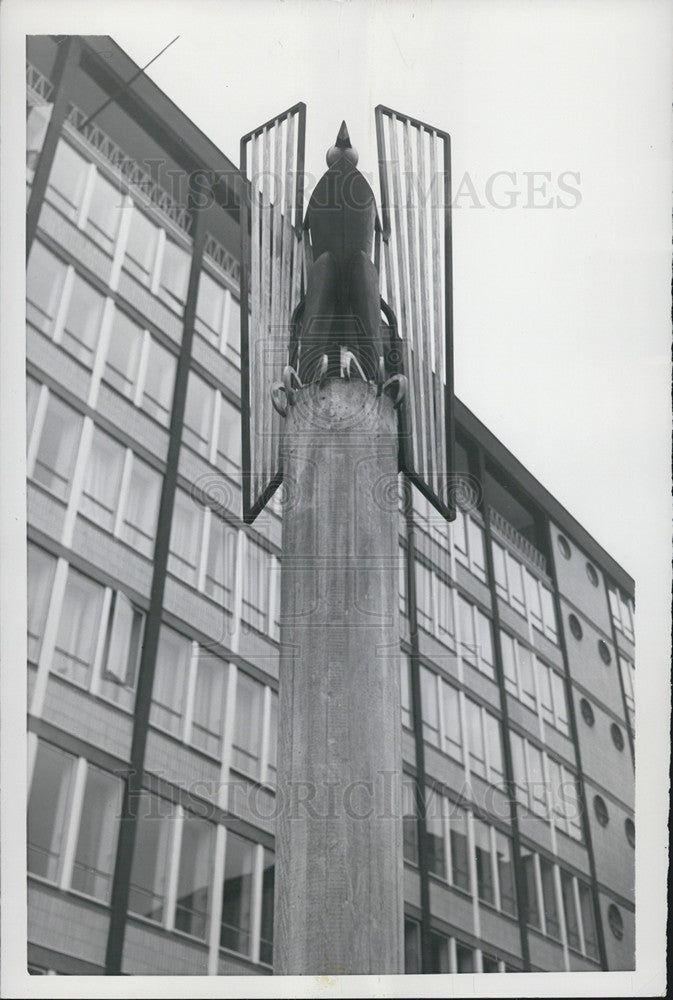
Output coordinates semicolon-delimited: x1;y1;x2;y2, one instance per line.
594;794;609;827
624;818;635;848
568;614;583;640
586;561;599;586
598;639;612;665
558;535;571;559
580;698;595;726
611;723;625;751
608;903;624;940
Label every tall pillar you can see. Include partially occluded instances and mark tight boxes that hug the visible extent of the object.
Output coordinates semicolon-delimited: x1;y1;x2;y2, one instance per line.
274;377;404;976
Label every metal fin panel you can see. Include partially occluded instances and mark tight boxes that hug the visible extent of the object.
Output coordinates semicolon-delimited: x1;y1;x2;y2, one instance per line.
240;103;306;523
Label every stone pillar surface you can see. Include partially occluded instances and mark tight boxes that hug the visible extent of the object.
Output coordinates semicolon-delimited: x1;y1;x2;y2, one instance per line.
274;378;404;976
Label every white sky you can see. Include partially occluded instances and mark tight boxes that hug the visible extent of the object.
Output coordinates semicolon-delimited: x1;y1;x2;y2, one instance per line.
0;1;671;995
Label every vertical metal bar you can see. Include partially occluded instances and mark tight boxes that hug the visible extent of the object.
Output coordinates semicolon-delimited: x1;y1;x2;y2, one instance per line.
26;36;82;259
239;134;252;521
104;189;208;975
428;132;448;505
293;104;306;235
260;128;272;501
476;443;531;971
442;131;455;518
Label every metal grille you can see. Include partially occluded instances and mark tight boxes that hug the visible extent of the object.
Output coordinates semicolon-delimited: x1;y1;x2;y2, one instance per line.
375;105;455;520
239;103;306;523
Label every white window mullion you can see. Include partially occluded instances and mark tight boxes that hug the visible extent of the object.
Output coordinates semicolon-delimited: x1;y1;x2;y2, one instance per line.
112;448;133;537
27;383;50;476
490;824;501;912
134;329;151;407
209;390;222;466
88;297;115;409
197;506;211;592
207;824;227;974
451;586;464;685
474;947;483;973
443;799;452;888
458;689;470;778
259;685;272;785
220;290;232;355
573;875;586;957
61;415;94;548
218;663;238;812
448;935;457;974
30;557;69;718
165;804;184;932
250;842;265;965
533;852;546;937
52;265;75;346
436;674;447;755
109;195;133;292
77;163;97;229
59;756;88;890
466;811;480;938
89;587;113;697
267;555;279;640
553;862;570;971
230;530;246;655
182;641;200;744
151;227;166;295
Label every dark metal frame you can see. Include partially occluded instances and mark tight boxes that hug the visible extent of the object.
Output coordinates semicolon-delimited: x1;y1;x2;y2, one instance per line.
239;102;306;524
375;104;456;523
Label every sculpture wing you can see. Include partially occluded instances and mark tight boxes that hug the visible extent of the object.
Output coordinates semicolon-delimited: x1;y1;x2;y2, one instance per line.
240;103;306;523
375;105;456;521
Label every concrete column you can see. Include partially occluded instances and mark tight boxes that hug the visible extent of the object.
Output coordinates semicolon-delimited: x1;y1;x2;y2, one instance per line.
274;378;404;976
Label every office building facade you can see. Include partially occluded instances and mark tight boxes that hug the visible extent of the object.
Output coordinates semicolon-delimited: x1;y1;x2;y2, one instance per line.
24;35;635;976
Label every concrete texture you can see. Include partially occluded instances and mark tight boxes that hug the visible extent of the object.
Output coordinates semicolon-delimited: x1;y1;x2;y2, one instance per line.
274;378;404;975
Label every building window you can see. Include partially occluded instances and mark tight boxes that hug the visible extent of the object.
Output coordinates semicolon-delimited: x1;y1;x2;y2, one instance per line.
151;626;191;736
511;732;581;838
168;489;203;586
495;829;517;916
71;764;122;903
420;665;440;748
27;543;56;664
103;308;144;399
142;337;176;426
492;538;556;639
539;857;561;939
557;534;571;559
60;273;105;368
26;241;67;335
560;870;581;950
578;881;600;960
404;919;421;974
231;672;264;779
100;591;144;710
453;511;487;581
400;657;412;730
217;395;242;475
624;817;635;848
120;455;162;557
175;813;215;940
449;803;470;892
598;638;612;665
458;596;494;679
159;237;190;311
415;559;454;644
465;698;503;785
474;817;494;905
259;850;275;966
52;567;104;688
568;613;583;640
184;371;215;457
520;848;540;929
402;779;419;866
80;426;126;530
586;561;599;586
28;741;74;882
129;790;174;923
456;943;474;973
610;722;625;752
191;652;229;758
242;538;279;639
428;932;451;973
425;787;446;880
30;392;82;501
124;206;159;286
45;138;88;221
220;831;255;957
195;269;226;347
580;697;595;726
441;679;462;762
608;586;634;642
618;655;635;730
204;512;237;610
85;170;121;254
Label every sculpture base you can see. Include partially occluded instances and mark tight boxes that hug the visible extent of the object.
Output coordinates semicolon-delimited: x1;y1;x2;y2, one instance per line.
273;379;404;976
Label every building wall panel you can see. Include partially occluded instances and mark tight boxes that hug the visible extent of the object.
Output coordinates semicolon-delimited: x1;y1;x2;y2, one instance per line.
28;883;109;967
